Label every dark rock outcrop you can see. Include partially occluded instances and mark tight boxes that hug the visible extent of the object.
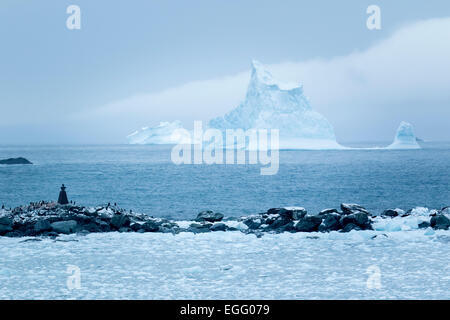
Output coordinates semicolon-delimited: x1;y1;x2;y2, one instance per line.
0;157;32;165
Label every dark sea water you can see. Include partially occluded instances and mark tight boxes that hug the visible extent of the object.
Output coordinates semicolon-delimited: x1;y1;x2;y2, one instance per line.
0;143;449;220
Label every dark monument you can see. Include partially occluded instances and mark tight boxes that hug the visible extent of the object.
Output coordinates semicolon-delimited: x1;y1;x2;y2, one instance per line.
58;184;69;205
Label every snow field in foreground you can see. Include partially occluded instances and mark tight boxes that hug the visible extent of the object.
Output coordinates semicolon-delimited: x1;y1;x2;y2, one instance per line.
0;229;449;299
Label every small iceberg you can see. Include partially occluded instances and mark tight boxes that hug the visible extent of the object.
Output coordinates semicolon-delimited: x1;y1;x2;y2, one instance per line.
386;121;421;149
127;121;191;145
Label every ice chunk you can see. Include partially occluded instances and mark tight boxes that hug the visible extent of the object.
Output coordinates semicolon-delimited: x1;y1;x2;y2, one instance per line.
387;121;421;149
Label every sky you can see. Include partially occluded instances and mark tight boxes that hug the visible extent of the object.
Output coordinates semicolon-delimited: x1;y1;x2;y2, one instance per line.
0;0;449;144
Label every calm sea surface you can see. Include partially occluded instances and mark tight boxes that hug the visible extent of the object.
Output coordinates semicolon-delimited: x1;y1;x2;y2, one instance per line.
1;143;449;220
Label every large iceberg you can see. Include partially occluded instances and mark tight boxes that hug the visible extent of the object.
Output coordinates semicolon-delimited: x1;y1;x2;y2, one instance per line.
208;60;343;149
127;121;191;145
386;121;421;149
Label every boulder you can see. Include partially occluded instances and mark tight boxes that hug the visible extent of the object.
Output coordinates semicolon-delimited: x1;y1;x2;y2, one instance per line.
318;208;339;216
130;223;143;231
430;215;450;230
51;220;77;234
277;221;295;232
141;221;160;232
82;222;104;233
0;157;32;165
266;207;306;220
34;220;52;233
188;222;212;233
0;217;13;235
269;216;292;230
439;207;450;215
340;203;370;215
340;212;369;228
210;223;228;232
291;208;308;220
110;214;130;230
318;214;341;232
341;223;361;233
381;209;403;218
0;216;12;226
243;218;262;230
267;208;284;216
418;221;431;229
195;211;224;222
295;216;322;232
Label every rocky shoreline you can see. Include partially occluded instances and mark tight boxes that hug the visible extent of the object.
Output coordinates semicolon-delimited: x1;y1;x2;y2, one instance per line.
0;202;449;238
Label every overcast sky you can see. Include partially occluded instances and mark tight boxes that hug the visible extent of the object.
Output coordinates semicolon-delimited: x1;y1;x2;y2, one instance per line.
1;0;449;144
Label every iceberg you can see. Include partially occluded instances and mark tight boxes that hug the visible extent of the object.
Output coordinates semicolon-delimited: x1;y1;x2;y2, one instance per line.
208;60;343;149
386;121;421;149
127;121;191;145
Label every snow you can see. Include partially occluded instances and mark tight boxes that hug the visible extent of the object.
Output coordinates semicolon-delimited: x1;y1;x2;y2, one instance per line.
0;225;449;299
387;121;421;149
208;60;343;150
127;121;191;145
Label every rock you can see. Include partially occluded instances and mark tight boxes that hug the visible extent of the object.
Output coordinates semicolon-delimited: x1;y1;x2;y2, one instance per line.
210;223;228;232
141;221;160;232
439;207;450;215
381;209;402;218
340;203;370;215
269;216;292;230
318;208;338;216
0;157;32;165
195;211;224;222
318;214;341;232
340;212;369;228
0;216;12;226
34;220;52;233
130;223;142;231
430;215;450;230
188;222;212;233
95;220;111;232
110;214;130;230
295;216;322;232
277;221;295;232
244;218;262;230
4;231;22;238
291;208;308;220
82;222;103;233
267;208;284;216
418;221;431;229
0;217;13;235
42;231;60;238
341;223;361;233
51;220;77;234
119;227;131;233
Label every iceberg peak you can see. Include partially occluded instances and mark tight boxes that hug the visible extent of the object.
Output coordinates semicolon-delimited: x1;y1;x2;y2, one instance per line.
249;60;300;92
208;60;342;149
250;60;276;86
387;121;421;149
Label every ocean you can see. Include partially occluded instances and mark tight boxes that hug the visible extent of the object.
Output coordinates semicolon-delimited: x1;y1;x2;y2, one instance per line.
1;143;449;220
